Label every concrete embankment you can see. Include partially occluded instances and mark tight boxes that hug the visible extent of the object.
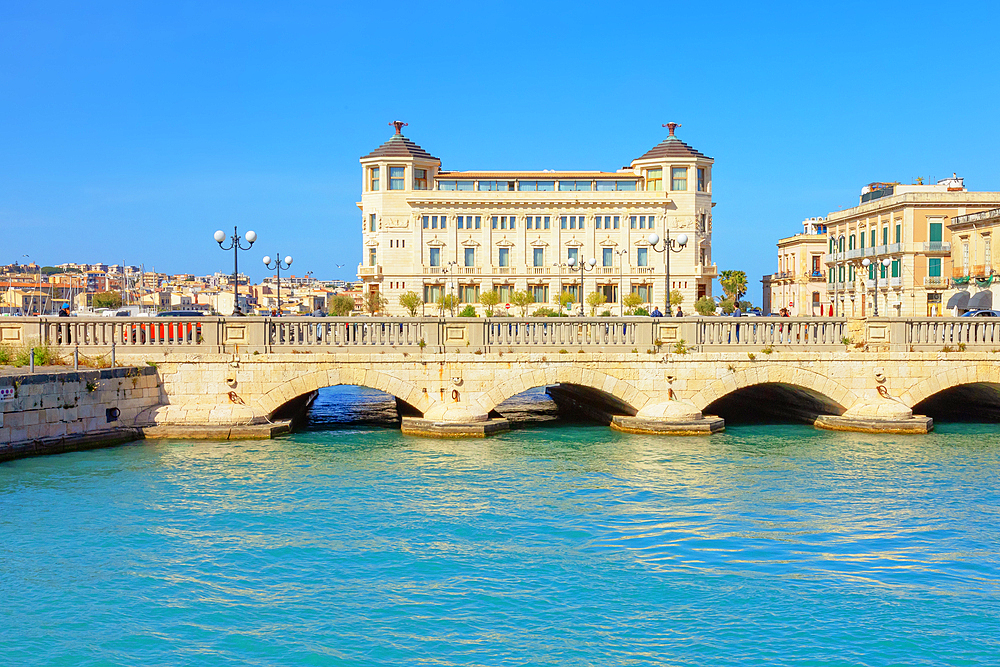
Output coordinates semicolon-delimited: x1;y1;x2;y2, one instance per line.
0;366;293;462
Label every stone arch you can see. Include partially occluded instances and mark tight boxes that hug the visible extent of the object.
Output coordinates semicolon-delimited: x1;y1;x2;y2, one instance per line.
690;365;857;414
474;366;645;415
900;364;1000;409
255;366;425;419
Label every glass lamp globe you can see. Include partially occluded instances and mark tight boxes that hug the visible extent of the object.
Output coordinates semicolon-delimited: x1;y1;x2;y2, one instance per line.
587;257;597;267
647;233;660;246
214;230;226;243
567;257;576;267
677;233;689;246
245;230;257;244
284;256;293;266
262;256;272;266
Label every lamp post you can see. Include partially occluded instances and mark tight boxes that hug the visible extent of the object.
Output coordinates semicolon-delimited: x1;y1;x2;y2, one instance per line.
647;231;688;316
262;253;293;316
441;260;458;317
615;248;628;317
557;256;597;316
214;227;256;316
861;257;892;316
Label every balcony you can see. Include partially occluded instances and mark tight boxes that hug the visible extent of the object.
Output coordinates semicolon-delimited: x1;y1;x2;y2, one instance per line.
808;271;826;281
890;276;902;288
923;276;949;288
358;264;382;277
633;267;655;274
458;267;482;275
922;241;951;254
844;248;864;260
696;264;718;278
526;267;549;275
595;267;617;275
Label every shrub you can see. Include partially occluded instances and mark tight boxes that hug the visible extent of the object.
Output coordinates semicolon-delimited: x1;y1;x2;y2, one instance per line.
532;306;560;317
633;307;650;317
479;290;500;317
673;339;690;354
761;346;773;355
694;296;716;316
458;305;478;317
622;292;644;314
0;344;12;365
330;294;356;316
747;352;756;361
600;309;612;317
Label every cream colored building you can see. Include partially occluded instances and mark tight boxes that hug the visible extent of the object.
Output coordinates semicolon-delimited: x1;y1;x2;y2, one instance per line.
357;122;717;315
762;217;829;316
824;177;1000;317
946;207;1000;313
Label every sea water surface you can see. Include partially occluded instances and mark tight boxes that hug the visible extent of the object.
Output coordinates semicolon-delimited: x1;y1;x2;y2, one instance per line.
2;386;1000;666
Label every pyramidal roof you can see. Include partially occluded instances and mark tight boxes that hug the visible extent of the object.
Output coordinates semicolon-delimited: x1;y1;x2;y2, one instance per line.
361;121;439;161
634;123;711;162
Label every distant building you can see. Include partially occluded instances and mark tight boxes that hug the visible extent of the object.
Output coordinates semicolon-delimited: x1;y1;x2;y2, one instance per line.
946;207;1000;313
358;122;717;315
823;176;1000;316
762;217;828;315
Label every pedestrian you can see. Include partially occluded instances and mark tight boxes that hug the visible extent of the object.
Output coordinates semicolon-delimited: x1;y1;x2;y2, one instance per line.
651;306;663;317
676;306;683;317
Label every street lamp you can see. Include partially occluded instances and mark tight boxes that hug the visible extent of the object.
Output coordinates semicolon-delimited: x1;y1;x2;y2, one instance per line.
647;231;688;316
861;257;892;316
262;253;293;316
442;260;458;316
615;248;628;317
557;256;597;316
214;227;256;315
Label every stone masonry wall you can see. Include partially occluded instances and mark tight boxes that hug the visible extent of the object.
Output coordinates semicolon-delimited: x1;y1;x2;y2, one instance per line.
0;366;162;457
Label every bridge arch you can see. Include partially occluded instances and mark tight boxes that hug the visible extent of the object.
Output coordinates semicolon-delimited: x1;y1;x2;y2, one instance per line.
691;366;857;418
900;364;1000;408
255;366;425;419
474;367;644;416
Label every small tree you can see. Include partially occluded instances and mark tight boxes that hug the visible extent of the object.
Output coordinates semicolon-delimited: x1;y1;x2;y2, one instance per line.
365;290;388;315
669;289;684;308
398;290;422;317
458;304;477;317
623;292;643;315
329;294;355;316
479;290;500;316
694;296;716;316
720;298;736;314
556;290;576;312
511;289;535;317
437;293;458;316
92;292;122;310
586;291;607;316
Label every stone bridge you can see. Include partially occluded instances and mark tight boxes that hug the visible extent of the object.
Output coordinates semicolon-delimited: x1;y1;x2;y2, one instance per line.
4;316;1000;436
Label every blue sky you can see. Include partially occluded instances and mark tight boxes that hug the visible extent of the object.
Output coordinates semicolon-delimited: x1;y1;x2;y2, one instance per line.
3;1;998;303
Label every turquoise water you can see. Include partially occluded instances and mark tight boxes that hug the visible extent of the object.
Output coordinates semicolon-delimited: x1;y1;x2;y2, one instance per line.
2;387;1000;666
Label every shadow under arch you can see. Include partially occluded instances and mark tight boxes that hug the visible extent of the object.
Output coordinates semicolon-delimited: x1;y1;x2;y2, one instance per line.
475;367;643;419
911;382;1000;422
693;367;855;425
256;367;423;420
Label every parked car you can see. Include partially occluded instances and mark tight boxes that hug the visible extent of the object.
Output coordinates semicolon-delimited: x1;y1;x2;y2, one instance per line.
960;309;1000;317
125;311;204;343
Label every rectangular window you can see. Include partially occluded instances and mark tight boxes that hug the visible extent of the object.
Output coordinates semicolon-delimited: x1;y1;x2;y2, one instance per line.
437;180;475;191
369;167;380;191
963;242;970;273
561;216;567;230
630;216;636;229
567;248;579;264
839;266;844;282
429;248;440;267
860;230;865;248
895;223;901;243
928;257;941;277
423;216;429;229
492;216;498;229
633;284;651;302
479;181;514;191
870;230;875;247
497;284;512;302
697;167;706;192
498;247;509;267
868;263;874;280
414;169;427;190
389;167;405;190
882;227;888;245
369;248;376;267
369;213;376;232
637;248;648;267
645;169;662;191
565;285;579;301
671;167;687;191
517;181;555;191
461;215;482;229
457;216;464;229
474;216;481;229
596;181;637;191
929;222;943;243
558;180;593;191
603;248;613;267
423;285;441;304
533;248;544;267
531;286;548;304
464;248;475;267
891;259;900;278
458;285;479;303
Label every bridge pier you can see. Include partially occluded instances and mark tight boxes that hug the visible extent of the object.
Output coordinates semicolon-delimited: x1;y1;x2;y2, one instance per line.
815;401;933;434
611;401;725;435
399;403;510;438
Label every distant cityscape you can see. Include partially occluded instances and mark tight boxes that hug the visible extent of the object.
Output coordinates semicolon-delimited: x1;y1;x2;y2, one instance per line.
0;261;361;316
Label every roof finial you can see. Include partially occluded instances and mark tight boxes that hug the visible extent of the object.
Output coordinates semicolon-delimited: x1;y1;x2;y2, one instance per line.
662;122;681;137
390;120;408;135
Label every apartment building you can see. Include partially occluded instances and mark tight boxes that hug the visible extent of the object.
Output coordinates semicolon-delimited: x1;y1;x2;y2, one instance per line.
946;207;1000;313
824;177;1000;317
762;217;828;315
357;122;717;315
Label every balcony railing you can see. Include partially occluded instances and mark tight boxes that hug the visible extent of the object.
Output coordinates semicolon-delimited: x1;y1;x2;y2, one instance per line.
923;276;949;287
458;267;481;274
890;276;902;288
526;267;549;275
922;241;951;254
696;264;719;278
358;265;382;277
